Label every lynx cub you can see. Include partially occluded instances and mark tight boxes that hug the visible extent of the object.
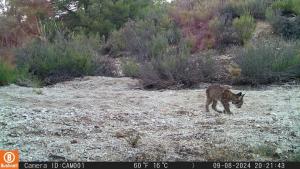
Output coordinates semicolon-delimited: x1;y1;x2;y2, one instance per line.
205;84;245;114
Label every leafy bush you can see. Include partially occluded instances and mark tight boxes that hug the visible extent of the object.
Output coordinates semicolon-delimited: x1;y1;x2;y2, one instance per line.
211;1;259;49
246;0;273;19
209;16;241;49
267;12;300;39
272;0;300;15
54;0;153;38
92;56;117;77
235;37;300;84
108;20;151;59
107;9;181;61
122;58;140;78
233;14;256;45
15;33;114;85
139;44;216;89
218;0;272;19
0;60;16;86
267;0;300;39
218;1;244;20
0;62;40;87
108;3;217;89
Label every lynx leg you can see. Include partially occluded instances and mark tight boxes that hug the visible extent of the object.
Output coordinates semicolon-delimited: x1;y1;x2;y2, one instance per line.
221;100;232;114
205;98;212;112
212;100;222;113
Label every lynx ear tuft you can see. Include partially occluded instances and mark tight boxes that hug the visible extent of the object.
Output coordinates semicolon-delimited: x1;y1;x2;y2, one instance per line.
237;92;242;96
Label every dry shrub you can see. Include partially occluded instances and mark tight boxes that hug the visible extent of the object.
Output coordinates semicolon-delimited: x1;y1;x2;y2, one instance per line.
139;46;216;89
233;13;256;45
267;0;300;39
205;145;253;161
92;56;118;77
133;144;167;161
234;37;300;85
121;58;140;77
106;6;181;61
125;133;141;148
169;0;221;52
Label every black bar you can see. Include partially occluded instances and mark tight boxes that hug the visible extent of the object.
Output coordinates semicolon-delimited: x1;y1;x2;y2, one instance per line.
19;162;300;169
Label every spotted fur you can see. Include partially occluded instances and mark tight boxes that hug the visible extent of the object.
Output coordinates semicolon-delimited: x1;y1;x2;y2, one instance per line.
205;84;245;114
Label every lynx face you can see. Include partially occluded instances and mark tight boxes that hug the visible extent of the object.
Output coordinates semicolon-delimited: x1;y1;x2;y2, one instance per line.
232;92;245;108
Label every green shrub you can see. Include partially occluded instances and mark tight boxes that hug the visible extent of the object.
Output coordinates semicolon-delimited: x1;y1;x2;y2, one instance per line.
13;67;42;87
212;1;261;49
106;7;181;61
219;0;272;19
219;2;243;20
15;33;113;85
272;0;300;15
245;0;273;19
0;61;16;86
267;6;300;39
139;43;216;89
235;37;300;84
233;14;256;45
122;58;140;78
150;35;169;59
267;0;300;39
213;0;272;48
107;20;156;60
17;40;92;85
0;60;41;87
209;16;241;49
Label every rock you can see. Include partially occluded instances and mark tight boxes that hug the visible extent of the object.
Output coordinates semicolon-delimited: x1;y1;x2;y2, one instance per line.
273;148;283;158
290;131;297;137
115;131;127;138
70;140;78;144
48;154;66;161
0;122;7;127
8;132;20;137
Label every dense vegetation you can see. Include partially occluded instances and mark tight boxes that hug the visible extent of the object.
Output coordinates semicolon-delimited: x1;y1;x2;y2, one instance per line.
0;0;300;88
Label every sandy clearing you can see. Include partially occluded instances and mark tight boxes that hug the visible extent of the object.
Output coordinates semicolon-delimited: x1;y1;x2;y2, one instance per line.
0;76;299;161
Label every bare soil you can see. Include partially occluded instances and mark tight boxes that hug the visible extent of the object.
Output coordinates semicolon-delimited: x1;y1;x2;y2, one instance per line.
0;76;299;161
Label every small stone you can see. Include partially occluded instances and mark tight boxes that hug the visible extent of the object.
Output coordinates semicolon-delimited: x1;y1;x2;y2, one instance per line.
54;132;61;136
273;148;283;158
115;131;126;138
70;140;78;144
0;122;7;127
33;109;41;112
290;131;297;137
276;148;282;154
8;132;19;137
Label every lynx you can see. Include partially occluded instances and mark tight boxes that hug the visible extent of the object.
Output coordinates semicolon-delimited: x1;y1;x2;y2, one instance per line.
205;84;245;114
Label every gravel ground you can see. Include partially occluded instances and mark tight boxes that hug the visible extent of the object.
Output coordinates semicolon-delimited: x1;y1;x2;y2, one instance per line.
0;76;299;161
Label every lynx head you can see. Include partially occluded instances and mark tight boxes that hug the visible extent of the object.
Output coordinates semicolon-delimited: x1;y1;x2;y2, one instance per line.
232;92;245;108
